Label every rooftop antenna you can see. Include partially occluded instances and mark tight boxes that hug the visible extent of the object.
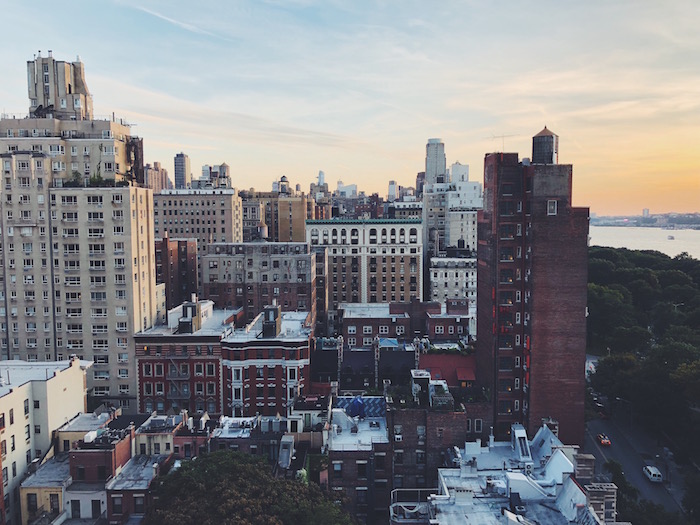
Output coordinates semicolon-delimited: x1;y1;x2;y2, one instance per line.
485;133;520;151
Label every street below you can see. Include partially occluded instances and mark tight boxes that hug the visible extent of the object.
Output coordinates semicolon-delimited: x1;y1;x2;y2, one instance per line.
584;416;683;514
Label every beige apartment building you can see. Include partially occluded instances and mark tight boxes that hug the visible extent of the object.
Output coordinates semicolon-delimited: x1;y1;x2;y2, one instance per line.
241;177;312;242
0;53;157;411
153;189;243;252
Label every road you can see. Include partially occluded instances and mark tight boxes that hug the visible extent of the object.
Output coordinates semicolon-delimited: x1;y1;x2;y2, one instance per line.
584;417;682;513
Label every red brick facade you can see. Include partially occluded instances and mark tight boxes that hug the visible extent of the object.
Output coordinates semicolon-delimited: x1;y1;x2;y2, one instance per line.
477;138;588;445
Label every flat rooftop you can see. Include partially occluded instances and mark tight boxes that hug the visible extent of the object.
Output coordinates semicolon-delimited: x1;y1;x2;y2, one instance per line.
136;414;182;434
328;409;388;451
21;454;70;488
0;359;91;397
106;455;169;491
137;302;235;338
224;311;312;343
58;412;112;433
211;416;257;439
339;303;409;319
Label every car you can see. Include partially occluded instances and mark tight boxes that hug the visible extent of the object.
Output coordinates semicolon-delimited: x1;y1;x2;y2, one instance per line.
643;465;663;483
597;433;611;446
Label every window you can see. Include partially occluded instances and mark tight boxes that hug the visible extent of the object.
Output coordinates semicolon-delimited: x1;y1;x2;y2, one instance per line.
435;325;444;334
347;326;356;335
547;200;558;215
134;495;145;514
112;496;123;514
363;326;372;334
332;461;343;479
474;419;483;433
357;461;368;479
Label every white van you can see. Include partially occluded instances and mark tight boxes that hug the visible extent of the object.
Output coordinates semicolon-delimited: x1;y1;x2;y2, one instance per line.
643;465;663;483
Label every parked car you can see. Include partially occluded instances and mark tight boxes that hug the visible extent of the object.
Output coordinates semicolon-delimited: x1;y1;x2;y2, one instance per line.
643;465;663;483
596;433;611;446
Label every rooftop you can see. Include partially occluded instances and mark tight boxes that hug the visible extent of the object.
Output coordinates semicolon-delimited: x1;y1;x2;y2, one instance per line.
328;397;389;451
224;311;312;343
105;455;169;492
211;415;288;439
212;416;257;439
58;412;112;434
293;395;330;412
418;354;476;387
0;359;91;397
136;414;183;434
108;413;151;431
156;188;239;196
390;425;589;525
21;454;70;488
137;301;235;338
306;218;421;225
339;303;409;319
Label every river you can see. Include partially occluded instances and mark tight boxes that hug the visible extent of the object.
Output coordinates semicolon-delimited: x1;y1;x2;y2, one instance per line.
588;226;700;260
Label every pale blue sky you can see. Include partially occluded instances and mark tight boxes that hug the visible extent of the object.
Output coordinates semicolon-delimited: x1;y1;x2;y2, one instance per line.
1;0;699;214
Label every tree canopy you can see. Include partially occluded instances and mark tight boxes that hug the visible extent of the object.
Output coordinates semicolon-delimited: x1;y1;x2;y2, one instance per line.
589;247;700;522
144;451;355;525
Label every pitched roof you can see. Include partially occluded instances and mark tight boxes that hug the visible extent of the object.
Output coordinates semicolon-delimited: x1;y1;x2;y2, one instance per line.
534;126;556;137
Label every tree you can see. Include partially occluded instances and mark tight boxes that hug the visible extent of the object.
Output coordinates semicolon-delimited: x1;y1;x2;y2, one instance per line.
144;451;355;525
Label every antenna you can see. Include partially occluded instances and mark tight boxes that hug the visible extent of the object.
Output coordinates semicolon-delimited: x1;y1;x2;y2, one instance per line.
485;133;520;151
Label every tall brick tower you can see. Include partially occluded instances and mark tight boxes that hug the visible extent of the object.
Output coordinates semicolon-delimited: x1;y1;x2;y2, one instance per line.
476;128;589;445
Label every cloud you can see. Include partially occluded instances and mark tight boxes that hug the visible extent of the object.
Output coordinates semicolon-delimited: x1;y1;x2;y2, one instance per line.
131;5;222;39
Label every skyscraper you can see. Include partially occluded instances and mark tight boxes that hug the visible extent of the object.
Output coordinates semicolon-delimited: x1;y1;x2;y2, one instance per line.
476;128;589;445
425;138;446;185
174;152;191;189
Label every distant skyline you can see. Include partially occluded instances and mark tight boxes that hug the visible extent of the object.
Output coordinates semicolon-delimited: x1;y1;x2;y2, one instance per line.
1;1;698;215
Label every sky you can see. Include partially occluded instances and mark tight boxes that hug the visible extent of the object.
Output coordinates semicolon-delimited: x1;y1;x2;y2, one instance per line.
1;0;699;216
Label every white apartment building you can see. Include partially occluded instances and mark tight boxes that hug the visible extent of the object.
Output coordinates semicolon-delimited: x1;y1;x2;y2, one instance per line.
0;358;90;525
0;54;157;411
429;257;477;334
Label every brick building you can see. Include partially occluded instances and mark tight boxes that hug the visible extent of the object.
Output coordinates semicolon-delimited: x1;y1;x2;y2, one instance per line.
326;397;391;525
338;301;472;348
221;306;313;417
106;454;171;524
155;232;198;310
200;242;317;323
134;299;236;416
210;416;289;462
476;128;589;444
